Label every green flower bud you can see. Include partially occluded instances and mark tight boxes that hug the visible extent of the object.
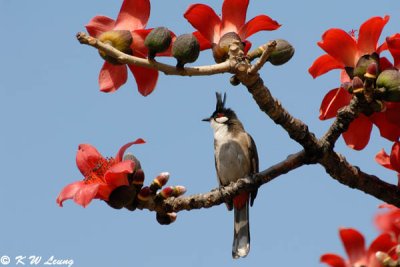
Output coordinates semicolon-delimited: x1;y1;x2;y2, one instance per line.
123;153;142;172
98;30;133;65
268;39;295;66
376;69;400;102
353;53;379;79
172;34;200;68
144;27;172;59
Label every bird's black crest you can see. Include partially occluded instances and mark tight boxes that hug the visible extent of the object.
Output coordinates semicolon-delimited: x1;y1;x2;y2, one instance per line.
215;92;227;112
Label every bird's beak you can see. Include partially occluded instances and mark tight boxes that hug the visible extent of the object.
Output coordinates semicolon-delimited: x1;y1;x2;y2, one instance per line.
202;117;211;122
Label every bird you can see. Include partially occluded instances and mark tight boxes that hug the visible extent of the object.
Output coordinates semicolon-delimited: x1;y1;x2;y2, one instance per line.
202;92;259;259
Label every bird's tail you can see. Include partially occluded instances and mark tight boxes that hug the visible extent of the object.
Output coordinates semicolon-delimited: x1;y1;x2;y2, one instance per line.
232;200;250;259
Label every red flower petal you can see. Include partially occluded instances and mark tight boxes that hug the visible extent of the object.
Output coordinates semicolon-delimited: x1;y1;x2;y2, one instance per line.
342;115;372;150
73;183;100;208
319;88;352;120
114;0;150;31
104;161;133;188
390;142;400;172
193;31;212;51
357;16;389;55
370;111;400;142
375;148;394;170
99;62;128;93
56;181;85;207
339;228;366;265
380;56;394;71
127;64;158;96
387;33;400;68
85;16;115;37
320;254;347;267
238;15;280;40
221;0;249;35
76;144;104;176
184;4;221;44
115;138;146;162
318;29;357;67
131;29;152;57
367;233;397;267
309;54;345;79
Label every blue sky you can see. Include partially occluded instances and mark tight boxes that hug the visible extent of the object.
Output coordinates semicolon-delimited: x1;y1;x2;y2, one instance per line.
2;0;400;266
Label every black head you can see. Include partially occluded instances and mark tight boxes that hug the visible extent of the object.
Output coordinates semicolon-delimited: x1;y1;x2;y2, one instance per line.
202;92;238;124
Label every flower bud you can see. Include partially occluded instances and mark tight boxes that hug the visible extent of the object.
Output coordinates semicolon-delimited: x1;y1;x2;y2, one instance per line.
212;32;243;63
268;39;295;66
98;30;133;65
150;172;170;191
123;153;142;172
137;186;152;202
365;62;378;79
131;169;145;189
353;53;379;79
376;69;400;102
230;75;240;86
172;186;186;197
159;186;174;199
144;27;172;59
107;185;135;209
156;212;177;225
352;76;364;94
172;34;200;68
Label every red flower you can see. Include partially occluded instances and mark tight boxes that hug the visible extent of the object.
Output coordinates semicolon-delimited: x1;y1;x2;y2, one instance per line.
309;16;400;150
184;0;280;52
375;204;400;240
309;16;389;78
86;0;159;96
57;139;145;208
385;34;400;69
320;228;397;267
376;141;400;185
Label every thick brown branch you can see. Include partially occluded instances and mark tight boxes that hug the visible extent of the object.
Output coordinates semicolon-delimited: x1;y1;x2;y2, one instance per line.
139;151;307;213
319;151;400;206
241;75;320;153
319;97;361;151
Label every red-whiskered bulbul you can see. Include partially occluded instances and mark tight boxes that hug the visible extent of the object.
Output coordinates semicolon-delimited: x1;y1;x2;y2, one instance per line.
203;92;259;259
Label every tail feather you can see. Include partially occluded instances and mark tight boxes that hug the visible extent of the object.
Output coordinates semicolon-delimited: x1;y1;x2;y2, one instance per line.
232;201;250;259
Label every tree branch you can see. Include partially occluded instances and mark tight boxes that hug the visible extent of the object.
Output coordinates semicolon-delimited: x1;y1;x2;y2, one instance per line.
138;150;308;213
76;32;231;76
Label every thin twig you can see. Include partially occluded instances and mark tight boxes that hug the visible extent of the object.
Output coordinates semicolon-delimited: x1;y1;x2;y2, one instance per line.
248;41;277;75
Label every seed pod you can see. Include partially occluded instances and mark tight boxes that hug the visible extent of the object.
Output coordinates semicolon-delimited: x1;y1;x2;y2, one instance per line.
98;30;133;65
268;39;295;66
376;69;400;102
172;34;200;68
212;32;244;63
144;27;172;59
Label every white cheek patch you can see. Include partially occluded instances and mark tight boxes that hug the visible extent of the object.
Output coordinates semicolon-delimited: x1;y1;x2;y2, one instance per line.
215;116;228;123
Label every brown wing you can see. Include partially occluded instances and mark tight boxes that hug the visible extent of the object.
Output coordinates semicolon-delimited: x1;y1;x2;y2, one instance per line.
248;133;259;206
